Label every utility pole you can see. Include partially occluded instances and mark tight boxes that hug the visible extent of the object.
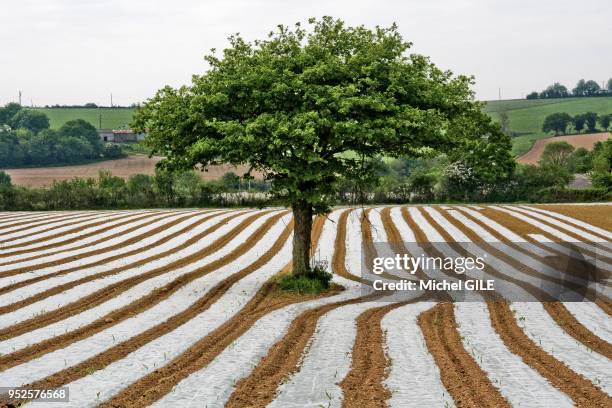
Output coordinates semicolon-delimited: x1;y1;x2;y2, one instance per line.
110;93;113;108
498;88;501;101
18;90;22;105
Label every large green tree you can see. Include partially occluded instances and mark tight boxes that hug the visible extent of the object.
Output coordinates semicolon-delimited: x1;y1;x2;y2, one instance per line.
133;17;513;275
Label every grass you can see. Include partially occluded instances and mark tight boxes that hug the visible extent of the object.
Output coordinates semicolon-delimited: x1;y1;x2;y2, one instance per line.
483;97;612;156
278;265;333;295
34;107;135;129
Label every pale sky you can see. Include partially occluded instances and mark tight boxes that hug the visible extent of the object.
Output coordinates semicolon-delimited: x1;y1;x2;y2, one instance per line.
2;0;610;106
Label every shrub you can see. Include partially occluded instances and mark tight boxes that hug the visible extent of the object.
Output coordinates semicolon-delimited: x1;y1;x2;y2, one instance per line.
279;264;333;294
534;187;611;202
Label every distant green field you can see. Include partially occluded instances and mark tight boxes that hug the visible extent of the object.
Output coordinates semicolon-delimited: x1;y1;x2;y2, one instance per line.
35;108;135;130
483;97;612;156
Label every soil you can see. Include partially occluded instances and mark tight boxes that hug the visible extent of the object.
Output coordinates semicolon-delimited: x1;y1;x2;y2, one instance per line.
3;155;259;187
517;132;611;165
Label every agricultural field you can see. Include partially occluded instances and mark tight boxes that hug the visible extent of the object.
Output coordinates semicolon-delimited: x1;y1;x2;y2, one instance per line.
517;132;611;165
4;156;253;187
483;97;612;156
0;204;610;407
33;108;135;130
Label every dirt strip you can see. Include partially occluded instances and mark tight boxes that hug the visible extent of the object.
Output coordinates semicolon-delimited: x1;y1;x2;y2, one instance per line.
381;207;428;280
0;210;204;279
0;212;286;375
488;301;612;407
98;217;334;407
226;294;377;408
443;209;612;358
0;211;233;309
332;209;366;283
361;208;376;274
339;296;427;408
478;207;612;316
226;209;389;408
0;212;98;235
99;213;330;407
0;211;267;339
0;210;176;267
533;205;612;232
0;212;149;252
484;207;612;264
418;303;510;407
542;302;612;359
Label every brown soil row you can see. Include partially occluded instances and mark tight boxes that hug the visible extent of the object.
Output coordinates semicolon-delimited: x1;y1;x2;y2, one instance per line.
96;212;327;406
339;301;408;408
381;207;428;280
0;211;287;375
225;209;381;408
0;211;117;246
0;211;97;235
542;302;612;359
99;215;333;407
485;206;612;264
0;211;234;309
0;210;179;268
478;207;612;280
0;212;147;252
509;206;612;253
532;205;612;232
476;208;612;315
333;209;367;283
226;294;374;408
418;303;511;407
0;211;268;339
443;208;612;357
360;208;376;274
488;301;612;407
404;206;611;406
0;210;201;275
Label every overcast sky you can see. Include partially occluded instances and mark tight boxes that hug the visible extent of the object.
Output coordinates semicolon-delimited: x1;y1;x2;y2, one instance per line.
2;0;610;106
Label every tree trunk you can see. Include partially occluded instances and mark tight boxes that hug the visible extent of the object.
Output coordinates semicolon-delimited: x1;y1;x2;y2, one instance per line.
291;200;313;276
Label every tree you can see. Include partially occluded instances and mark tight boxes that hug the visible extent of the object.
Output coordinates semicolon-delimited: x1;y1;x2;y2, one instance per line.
0;102;22;125
540;82;569;99
8;110;50;134
539;141;575;168
582;112;598;133
571;147;593;173
572;79;600;97
598;114;610;131
526;91;539;100
58;119;102;154
573;114;586;133
133;17;514;275
607;78;612;92
542;112;572;135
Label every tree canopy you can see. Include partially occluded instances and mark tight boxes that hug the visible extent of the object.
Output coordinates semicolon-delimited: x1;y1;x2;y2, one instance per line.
542;112;572;135
134;17;514;274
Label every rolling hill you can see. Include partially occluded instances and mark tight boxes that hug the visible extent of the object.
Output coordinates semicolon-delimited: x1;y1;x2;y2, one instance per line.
484;97;612;156
34;107;135;129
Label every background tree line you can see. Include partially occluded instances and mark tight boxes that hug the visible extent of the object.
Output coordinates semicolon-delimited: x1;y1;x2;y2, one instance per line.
527;78;612;99
542;111;611;135
1;139;609;211
0;103;123;167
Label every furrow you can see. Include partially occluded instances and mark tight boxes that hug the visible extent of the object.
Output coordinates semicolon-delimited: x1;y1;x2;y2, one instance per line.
0;211;286;398
418;303;511;407
0;210;233;312
0;210;264;337
488;301;612;407
0;209;180;268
